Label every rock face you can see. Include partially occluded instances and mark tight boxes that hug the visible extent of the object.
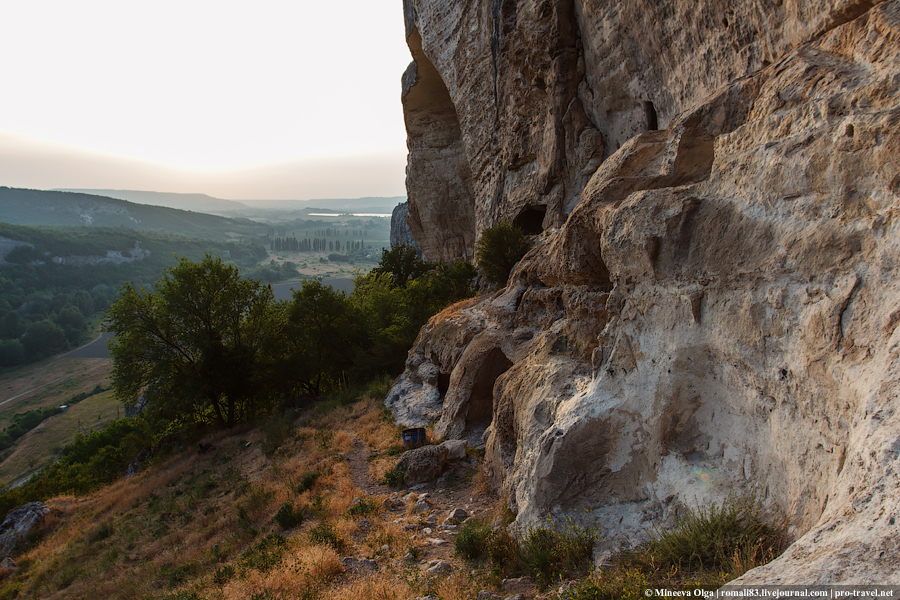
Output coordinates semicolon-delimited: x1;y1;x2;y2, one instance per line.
389;202;423;254
395;0;900;584
0;502;49;558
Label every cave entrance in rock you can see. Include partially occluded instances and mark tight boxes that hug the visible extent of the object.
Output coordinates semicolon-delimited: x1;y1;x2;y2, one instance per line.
644;101;659;131
514;205;547;235
466;347;513;430
437;372;451;396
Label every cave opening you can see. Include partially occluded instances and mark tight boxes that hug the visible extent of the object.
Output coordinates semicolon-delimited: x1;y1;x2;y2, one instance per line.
644;100;659;131
466;347;513;430
438;372;451;396
514;205;547;235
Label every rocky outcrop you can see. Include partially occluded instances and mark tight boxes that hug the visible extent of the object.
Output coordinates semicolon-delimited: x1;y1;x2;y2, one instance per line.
389;202;423;254
395;440;469;486
395;0;900;584
0;502;49;558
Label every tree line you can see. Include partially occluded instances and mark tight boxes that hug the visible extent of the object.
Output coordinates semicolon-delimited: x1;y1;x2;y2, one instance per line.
270;238;366;253
0;223;531;515
104;245;475;429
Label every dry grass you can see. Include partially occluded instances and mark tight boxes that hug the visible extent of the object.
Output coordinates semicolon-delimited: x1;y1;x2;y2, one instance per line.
428;296;482;328
0;358;111;424
0;389;482;600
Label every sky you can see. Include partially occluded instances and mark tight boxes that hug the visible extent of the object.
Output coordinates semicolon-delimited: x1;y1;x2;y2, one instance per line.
0;1;412;200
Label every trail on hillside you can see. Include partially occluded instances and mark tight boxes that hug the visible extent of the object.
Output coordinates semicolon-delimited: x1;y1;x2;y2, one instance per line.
347;437;392;496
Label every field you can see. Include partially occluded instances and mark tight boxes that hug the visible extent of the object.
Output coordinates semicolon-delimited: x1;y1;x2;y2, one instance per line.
261;213;392;279
0;356;113;487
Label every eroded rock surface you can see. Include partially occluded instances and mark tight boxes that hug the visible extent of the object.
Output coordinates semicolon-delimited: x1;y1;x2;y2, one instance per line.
395;0;900;584
0;502;49;558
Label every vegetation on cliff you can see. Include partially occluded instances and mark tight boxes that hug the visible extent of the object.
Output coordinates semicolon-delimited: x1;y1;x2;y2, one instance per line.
474;221;530;287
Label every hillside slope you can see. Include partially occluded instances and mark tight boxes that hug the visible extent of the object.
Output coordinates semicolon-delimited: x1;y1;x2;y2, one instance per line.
57;189;250;214
0;187;265;240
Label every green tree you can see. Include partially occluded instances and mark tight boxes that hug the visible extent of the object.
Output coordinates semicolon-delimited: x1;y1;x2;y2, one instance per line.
105;254;278;428
275;279;361;397
0;339;25;368
371;244;432;287
474;220;531;287
21;319;67;359
0;310;25;339
55;304;86;331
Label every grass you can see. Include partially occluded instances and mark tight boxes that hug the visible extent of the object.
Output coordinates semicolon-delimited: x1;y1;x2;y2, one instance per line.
0;391;427;599
0;358;111;428
0;378;790;600
454;514;598;589
566;495;789;598
0;388;122;486
346;497;378;517
454;518;492;559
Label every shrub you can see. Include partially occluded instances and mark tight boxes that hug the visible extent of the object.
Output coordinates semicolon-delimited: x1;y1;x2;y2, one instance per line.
474;220;530;287
365;374;394;400
519;523;597;588
483;521;598;589
454;518;492;559
346;497;378;517
381;466;406;488
295;470;322;494
242;533;287;572
566;494;789;597
213;565;235;585
309;522;346;552
274;501;304;529
160;592;204;600
638;494;787;573
260;414;294;456
565;568;650;600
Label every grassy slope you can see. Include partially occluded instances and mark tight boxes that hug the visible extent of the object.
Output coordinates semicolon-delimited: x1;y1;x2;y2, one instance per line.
0;389;786;600
0;358;113;487
0;393;495;600
0;391;121;487
0;359;111;429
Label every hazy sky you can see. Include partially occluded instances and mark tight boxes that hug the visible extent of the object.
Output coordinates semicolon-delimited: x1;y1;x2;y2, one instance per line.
0;1;412;200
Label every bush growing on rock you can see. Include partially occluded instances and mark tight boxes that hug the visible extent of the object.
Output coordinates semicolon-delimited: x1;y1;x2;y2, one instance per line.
474;221;530;287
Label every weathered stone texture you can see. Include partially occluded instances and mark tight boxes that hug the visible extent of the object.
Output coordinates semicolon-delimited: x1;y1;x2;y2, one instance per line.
389;202;423;254
395;0;900;584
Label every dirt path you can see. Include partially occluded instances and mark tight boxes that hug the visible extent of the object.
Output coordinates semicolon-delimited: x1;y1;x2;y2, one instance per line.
347;437;392;496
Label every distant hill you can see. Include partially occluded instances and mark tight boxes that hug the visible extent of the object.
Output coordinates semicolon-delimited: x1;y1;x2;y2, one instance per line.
0;187;266;240
55;190;407;216
241;196;406;214
57;189;250;214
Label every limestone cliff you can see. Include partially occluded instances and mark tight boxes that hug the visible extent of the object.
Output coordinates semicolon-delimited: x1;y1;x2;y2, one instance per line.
395;0;900;584
389;202;423;254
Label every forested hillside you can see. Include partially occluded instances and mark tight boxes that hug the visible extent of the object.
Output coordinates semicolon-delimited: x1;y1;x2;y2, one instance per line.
0;224;269;369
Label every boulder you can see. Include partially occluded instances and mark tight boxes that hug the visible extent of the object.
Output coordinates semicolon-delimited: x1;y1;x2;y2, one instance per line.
424;559;452;574
0;502;49;558
340;557;377;575
394;440;471;486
